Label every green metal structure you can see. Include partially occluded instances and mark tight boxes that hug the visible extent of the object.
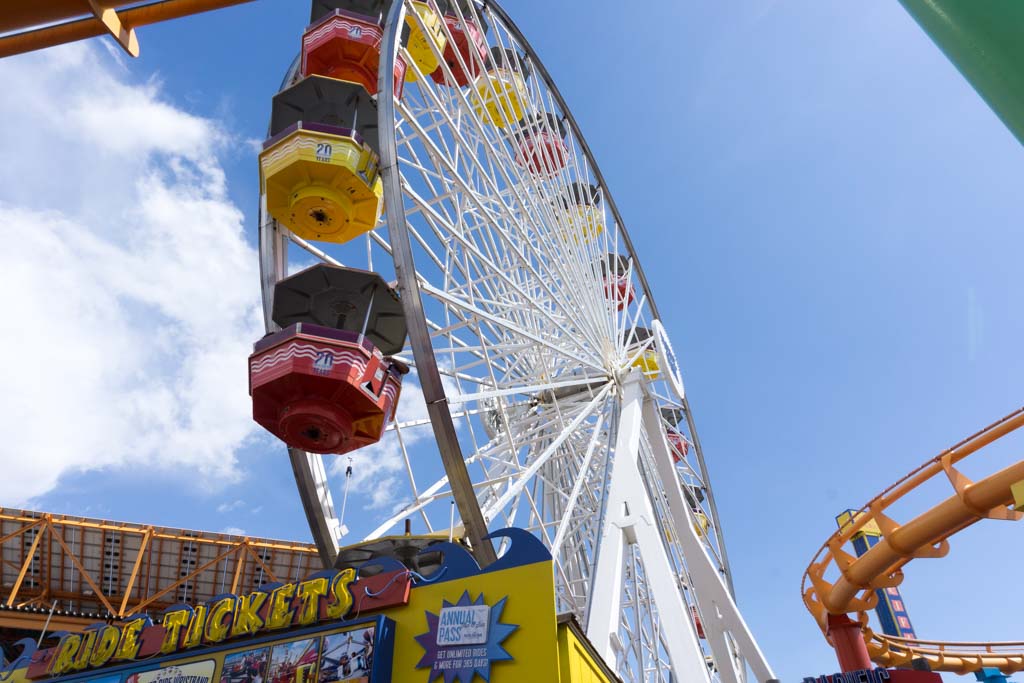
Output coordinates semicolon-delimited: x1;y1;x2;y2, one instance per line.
899;0;1024;146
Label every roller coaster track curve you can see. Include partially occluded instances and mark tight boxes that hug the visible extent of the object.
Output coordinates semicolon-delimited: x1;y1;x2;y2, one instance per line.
802;407;1024;674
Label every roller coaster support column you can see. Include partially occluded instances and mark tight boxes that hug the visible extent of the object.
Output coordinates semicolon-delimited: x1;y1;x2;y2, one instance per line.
826;614;873;673
899;0;1024;146
587;372;711;683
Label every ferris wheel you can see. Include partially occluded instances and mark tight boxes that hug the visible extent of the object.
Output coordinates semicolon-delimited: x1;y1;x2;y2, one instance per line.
252;1;774;681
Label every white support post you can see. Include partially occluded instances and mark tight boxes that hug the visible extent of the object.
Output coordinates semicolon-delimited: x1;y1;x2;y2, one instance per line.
641;399;776;683
587;372;712;683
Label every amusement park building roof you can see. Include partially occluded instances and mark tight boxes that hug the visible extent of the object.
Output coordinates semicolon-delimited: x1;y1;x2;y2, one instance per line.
0;508;319;632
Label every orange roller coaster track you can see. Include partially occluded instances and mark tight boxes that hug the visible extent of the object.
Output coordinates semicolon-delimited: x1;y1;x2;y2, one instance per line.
802;407;1024;675
0;1;256;59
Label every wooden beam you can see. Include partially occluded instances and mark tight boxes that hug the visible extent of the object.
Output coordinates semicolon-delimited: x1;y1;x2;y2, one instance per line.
127;542;239;615
0;0;257;59
6;520;45;607
118;528;151;617
49;526;117;617
230;543;246;595
0;1;140;34
0;610;108;633
0;517;44;546
14;591;50;610
244;544;280;584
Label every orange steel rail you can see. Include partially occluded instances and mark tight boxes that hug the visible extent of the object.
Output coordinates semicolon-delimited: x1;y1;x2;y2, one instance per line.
0;508;319;630
0;0;256;59
802;407;1024;674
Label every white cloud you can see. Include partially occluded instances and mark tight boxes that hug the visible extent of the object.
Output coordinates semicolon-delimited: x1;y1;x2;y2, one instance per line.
0;44;263;504
220;527;248;536
217;500;246;514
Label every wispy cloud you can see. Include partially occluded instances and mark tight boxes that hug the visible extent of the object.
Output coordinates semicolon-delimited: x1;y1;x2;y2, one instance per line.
217;500;246;514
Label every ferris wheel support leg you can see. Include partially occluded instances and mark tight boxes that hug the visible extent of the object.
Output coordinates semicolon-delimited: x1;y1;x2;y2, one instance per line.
587;373;712;683
641;400;776;683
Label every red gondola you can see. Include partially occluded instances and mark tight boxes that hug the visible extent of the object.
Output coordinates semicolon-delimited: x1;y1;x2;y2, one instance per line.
302;9;408;97
604;274;635;310
249;323;408;455
516;113;568;175
599;254;635;310
691;606;706;639
666;428;689;463
430;2;488;88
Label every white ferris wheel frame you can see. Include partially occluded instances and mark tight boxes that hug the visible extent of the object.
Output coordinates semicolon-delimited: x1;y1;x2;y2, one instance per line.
256;2;774;681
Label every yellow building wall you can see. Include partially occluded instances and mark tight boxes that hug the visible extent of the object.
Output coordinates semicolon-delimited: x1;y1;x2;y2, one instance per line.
557;623;615;683
388;558;560;682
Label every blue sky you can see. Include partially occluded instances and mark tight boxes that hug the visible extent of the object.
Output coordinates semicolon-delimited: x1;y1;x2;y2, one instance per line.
2;1;1022;682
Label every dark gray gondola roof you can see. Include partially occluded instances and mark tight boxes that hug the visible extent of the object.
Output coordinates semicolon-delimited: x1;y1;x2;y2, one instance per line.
661;406;684;426
311;0;390;24
270;76;381;156
627;326;653;346
486;45;530;77
272;263;408;356
517;111;567;139
598;252;631;277
563;182;601;208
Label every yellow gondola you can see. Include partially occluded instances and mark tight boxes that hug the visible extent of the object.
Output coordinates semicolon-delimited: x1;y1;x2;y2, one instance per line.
404;0;447;81
472;47;530;127
692;510;710;538
632;348;660;377
260;122;383;243
559;182;605;244
627;326;661;379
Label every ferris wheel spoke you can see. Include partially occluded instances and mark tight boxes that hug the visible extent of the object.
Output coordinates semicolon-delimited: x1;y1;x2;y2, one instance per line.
284;231;529;387
549;411;609;557
420;281;602;369
398;113;591;300
286;229;342;267
478;382;612;522
395;127;597;327
398;184;600;352
428;259;582;356
449;372;609;406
